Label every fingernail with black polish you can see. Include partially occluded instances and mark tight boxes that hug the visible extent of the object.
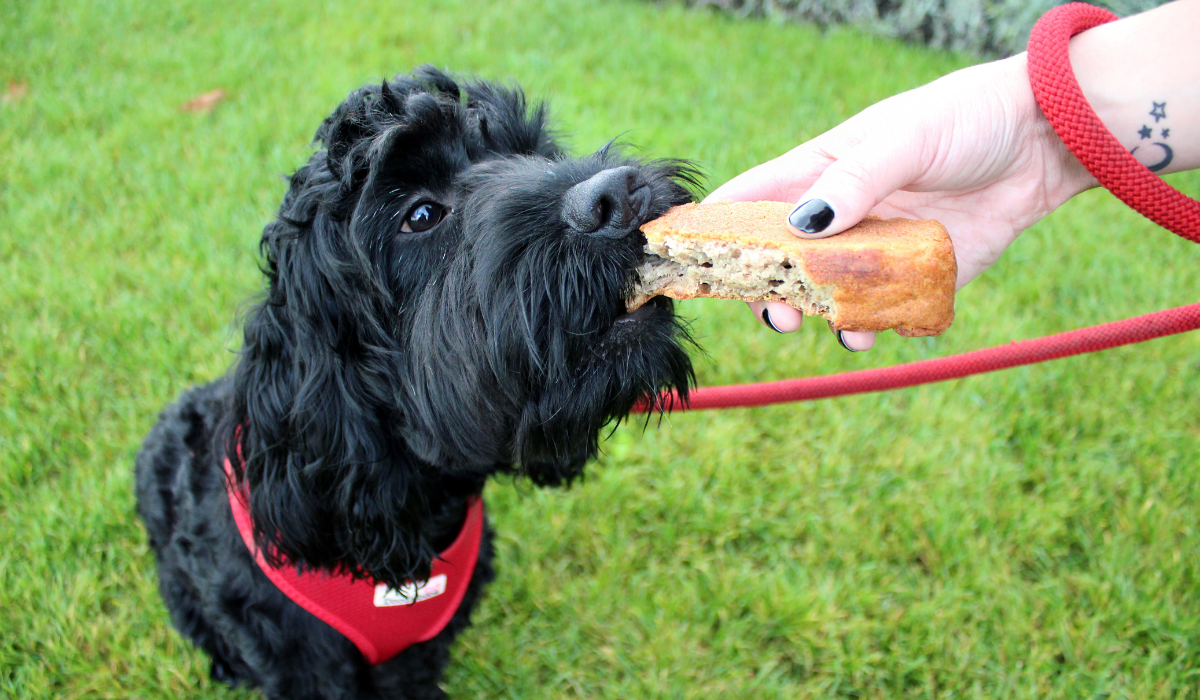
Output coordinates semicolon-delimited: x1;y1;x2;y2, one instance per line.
789;199;835;234
836;330;858;352
762;308;784;333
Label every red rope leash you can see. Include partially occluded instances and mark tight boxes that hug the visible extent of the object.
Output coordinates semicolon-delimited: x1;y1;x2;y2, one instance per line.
644;303;1200;411
635;3;1200;413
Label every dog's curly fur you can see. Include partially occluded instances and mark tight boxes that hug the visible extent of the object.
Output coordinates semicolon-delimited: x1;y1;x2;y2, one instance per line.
135;66;698;698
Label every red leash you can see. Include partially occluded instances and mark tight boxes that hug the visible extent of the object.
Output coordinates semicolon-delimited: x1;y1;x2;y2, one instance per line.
637;3;1200;413
646;304;1200;411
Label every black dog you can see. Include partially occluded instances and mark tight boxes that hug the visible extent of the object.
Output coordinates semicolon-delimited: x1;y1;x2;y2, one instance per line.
135;66;697;699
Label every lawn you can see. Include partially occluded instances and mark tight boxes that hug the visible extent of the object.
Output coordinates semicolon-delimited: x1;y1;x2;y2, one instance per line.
3;0;1200;697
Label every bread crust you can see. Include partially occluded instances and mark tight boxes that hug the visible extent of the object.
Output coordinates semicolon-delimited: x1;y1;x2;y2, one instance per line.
633;201;957;337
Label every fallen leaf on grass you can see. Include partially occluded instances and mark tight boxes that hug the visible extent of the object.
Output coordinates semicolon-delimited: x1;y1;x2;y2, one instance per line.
180;89;225;113
3;80;29;103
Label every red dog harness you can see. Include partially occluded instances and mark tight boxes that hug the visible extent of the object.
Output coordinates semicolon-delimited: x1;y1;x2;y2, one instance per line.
222;456;485;665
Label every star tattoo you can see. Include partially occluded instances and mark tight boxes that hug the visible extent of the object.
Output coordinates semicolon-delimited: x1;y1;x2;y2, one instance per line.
1150;102;1167;122
1138;124;1152;139
1162;128;1170;138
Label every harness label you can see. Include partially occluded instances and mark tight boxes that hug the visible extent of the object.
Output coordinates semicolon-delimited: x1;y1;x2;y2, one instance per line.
373;574;448;607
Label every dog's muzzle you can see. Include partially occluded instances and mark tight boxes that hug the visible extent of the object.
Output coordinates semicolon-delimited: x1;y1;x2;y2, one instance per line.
561;166;652;238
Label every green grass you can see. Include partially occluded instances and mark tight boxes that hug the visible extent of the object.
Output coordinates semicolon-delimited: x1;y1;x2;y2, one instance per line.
3;0;1200;697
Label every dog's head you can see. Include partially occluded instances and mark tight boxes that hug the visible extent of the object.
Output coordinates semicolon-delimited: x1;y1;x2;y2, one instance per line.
225;66;696;584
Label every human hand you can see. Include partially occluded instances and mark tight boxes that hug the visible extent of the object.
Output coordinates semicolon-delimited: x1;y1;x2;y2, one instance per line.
706;53;1096;350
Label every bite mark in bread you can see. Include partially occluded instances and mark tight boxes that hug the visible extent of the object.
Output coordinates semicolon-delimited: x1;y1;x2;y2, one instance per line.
629;202;957;337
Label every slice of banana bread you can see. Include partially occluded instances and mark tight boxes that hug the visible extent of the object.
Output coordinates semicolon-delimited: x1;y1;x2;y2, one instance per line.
631;201;957;337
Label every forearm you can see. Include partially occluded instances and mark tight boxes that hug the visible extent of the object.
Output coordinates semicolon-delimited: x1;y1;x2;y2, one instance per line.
1069;0;1200;174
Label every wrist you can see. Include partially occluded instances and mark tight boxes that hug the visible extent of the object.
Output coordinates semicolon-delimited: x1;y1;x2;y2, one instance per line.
1004;52;1098;208
1067;0;1200;174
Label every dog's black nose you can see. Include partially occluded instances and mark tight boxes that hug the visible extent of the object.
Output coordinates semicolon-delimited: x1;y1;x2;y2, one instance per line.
562;166;649;237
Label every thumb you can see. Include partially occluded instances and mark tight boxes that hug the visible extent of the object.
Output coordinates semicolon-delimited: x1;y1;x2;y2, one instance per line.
785;141;921;239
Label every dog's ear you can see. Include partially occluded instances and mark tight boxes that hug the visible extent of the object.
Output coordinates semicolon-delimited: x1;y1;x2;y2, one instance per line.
221;154;443;587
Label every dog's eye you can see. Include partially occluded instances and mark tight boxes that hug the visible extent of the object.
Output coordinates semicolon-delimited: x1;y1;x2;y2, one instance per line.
400;202;447;233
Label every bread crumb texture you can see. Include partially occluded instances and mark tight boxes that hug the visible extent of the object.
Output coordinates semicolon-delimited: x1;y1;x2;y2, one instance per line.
632;202;957;336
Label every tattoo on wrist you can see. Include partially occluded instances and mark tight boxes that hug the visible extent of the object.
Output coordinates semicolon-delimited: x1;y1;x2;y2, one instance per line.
1131;101;1173;173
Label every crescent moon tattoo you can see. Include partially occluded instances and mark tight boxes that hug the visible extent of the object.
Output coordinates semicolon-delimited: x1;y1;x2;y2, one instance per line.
1130;142;1174;173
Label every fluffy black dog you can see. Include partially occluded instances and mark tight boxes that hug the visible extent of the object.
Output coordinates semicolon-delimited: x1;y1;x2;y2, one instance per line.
135;66;697;699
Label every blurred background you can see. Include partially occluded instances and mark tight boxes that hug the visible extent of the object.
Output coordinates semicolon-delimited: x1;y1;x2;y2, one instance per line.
2;0;1198;697
686;0;1169;56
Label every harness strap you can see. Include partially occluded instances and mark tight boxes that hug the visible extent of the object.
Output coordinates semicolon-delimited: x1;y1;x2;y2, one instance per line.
223;450;485;665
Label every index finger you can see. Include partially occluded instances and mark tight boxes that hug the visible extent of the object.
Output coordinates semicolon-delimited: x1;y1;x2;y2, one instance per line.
704;143;835;204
